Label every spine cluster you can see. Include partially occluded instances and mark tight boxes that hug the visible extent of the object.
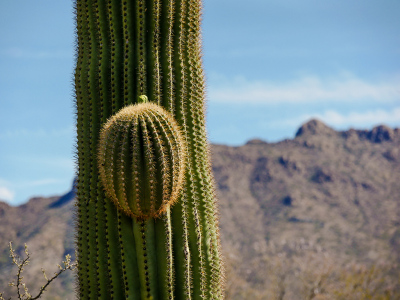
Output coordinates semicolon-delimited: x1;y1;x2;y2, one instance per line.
75;0;224;299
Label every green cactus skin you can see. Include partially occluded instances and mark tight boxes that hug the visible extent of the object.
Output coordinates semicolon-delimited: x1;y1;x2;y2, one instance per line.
74;0;224;299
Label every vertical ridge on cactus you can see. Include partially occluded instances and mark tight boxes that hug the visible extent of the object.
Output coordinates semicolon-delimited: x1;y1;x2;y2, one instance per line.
75;0;224;298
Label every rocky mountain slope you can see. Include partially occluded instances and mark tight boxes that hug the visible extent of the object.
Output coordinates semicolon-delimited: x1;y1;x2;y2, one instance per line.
1;119;399;299
214;120;400;298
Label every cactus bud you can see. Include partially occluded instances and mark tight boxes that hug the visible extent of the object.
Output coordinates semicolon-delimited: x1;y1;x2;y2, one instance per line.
98;101;186;219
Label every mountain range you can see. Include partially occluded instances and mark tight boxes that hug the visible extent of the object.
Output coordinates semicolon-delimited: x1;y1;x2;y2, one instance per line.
1;119;399;299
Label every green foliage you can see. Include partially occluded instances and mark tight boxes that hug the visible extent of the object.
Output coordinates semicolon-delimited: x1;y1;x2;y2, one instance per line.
74;0;224;299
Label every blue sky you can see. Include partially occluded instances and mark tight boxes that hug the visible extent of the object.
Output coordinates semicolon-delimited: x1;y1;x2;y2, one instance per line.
1;0;399;205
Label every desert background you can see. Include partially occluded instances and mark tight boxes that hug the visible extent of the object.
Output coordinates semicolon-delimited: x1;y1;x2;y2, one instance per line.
1;120;399;299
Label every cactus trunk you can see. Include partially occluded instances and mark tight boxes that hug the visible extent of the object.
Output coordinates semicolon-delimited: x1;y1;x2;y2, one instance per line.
74;0;224;299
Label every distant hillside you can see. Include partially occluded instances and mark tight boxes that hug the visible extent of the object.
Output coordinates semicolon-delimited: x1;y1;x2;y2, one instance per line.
214;120;400;298
217;119;400;261
1;120;399;299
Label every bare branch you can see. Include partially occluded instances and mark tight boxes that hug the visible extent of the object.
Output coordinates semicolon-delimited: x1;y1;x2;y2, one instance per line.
1;242;76;300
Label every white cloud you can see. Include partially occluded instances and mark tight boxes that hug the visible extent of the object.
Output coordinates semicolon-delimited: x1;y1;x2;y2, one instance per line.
0;179;15;203
273;107;400;129
0;177;69;205
209;73;400;104
0;187;14;202
312;108;400;127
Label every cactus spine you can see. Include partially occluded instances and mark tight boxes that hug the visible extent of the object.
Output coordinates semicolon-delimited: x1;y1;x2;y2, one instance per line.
74;0;224;299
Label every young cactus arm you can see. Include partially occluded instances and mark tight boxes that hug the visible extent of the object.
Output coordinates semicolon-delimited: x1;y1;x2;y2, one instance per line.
98;101;187;219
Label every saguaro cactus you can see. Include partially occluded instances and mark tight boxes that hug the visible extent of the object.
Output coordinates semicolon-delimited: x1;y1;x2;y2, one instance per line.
74;0;224;299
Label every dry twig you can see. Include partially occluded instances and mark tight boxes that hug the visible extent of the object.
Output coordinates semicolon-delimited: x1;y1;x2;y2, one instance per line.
0;242;76;300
